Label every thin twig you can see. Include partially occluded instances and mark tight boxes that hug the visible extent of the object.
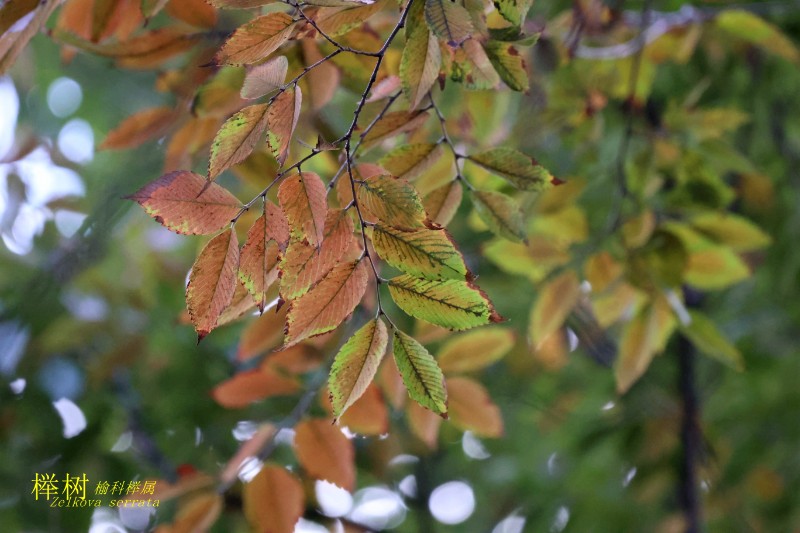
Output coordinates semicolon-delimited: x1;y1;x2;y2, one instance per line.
429;92;475;190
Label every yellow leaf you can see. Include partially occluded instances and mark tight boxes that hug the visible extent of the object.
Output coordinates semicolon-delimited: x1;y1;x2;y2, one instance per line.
530;271;580;347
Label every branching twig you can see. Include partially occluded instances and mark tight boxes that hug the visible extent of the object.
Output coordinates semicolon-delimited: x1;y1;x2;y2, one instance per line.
429;92;475;190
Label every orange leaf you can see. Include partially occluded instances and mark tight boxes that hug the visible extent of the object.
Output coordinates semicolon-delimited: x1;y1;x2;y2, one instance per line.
277;171;328;247
338;384;389;436
294;419;355;490
212;367;300;408
186;228;240;340
243;465;305;533
279;209;354;300
128;171;241;235
447;376;503;438
284;259;369;346
239;204;289;310
100;106;179;150
166;0;218;28
407;400;441;449
237;305;288;361
267;86;302;166
215;12;295;66
378;355;406;410
165;116;220;171
267;343;325;374
171;491;222;533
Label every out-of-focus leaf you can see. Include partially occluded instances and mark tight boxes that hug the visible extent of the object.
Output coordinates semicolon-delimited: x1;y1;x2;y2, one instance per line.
237;306;288;361
407;400;442;448
447;376;503;437
336;384;389;435
423;180;462;226
100;106;179;150
301;39;340;110
716;10;800;64
127;171;241;235
186;229;240;340
530;271;581;347
243;465;304;533
213;367;299;407
471;190;527;242
166;0;218;28
437;327;514;373
170;491;223;533
294;419;356;490
682;310;744;370
616;297;676;393
690;212;772;252
392;328;448;415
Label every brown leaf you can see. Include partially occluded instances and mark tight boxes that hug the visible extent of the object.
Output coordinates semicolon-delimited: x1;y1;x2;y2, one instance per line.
215;12;295;66
237;305;288;361
284;259;369;346
186;229;240;340
0;0;60;74
100;106;179;150
164;116;220;172
407;400;441;449
212;367;300;408
171;491;223;533
447;376;503;437
277;171;328;247
167;0;218;28
217;282;259;326
294;419;356;490
128;171;241;235
302;39;340;110
338;384;389;436
243;465;305;533
267;86;302;166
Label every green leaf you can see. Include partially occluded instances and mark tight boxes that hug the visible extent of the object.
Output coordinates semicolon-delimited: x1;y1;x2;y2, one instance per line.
470;190;527;242
208;104;269;179
488;27;540;45
493;0;532;27
380;143;445;182
388;274;502;330
689;212;771;252
392;328;447;415
484;42;529;92
357;174;428;229
716;10;800;64
371;225;470;280
469;147;550;190
682;310;744;371
329;319;389;418
424;0;474;47
400;25;441;109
